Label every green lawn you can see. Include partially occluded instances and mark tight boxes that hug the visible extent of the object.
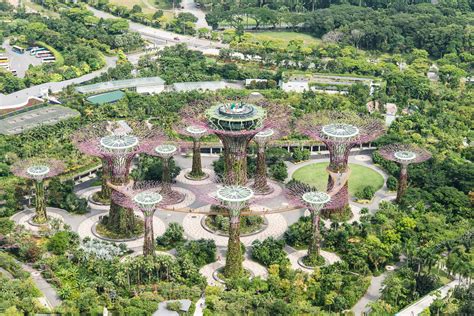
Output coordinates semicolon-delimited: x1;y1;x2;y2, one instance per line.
250;32;321;46
292;162;384;196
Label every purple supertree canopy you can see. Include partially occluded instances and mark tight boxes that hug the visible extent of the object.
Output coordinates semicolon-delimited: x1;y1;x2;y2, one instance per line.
11;158;65;180
72;121;167;159
110;181;175;211
378;143;432;165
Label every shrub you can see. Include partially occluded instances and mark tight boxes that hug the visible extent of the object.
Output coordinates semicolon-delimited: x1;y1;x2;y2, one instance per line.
167;301;182;311
270;161;288;181
251;237;289;267
0;218;14;235
47;231;73;255
176;239;216;268
284;216;312;248
386;176;398;191
156;222;185;249
292;148;310;162
356;185;376;200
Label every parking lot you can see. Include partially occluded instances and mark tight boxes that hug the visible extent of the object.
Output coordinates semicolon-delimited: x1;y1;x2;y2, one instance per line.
2;40;42;78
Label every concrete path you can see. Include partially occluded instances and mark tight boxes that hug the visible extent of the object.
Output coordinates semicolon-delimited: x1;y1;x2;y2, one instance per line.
352;272;388;315
178;0;209;29
396;278;463;316
194;296;205;316
20;262;62;310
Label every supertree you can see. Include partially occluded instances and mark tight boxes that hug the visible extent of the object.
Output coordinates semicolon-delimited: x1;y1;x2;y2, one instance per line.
214;185;254;278
11;158;65;224
72;121;166;237
179;125;208;179
180;99;290;186
299;111;386;215
252;128;281;195
378;143;431;203
111;181;171;256
287;181;333;266
149;144;185;203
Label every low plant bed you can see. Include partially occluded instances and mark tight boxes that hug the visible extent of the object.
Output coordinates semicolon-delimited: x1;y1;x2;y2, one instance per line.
322;206;353;222
203;213;266;236
213;267;253;283
90;191;111;205
95;217;144;240
300;254;326;267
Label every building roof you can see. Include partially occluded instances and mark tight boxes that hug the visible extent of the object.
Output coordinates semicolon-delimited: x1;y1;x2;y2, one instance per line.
172;81;226;92
76;76;165;94
86;90;126;105
0;105;80;135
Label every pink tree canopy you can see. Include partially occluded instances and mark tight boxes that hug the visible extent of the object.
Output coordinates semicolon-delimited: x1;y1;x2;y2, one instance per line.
378;143;432;165
11;158;65;180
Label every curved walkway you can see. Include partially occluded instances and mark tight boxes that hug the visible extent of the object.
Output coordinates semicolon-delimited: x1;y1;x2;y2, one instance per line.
287;248;341;273
182;210;287;247
20;261;62;310
199;258;268;286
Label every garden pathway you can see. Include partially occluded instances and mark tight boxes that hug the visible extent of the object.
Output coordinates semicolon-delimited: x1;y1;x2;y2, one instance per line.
286;247;341;273
20;262;62;310
351;272;389;315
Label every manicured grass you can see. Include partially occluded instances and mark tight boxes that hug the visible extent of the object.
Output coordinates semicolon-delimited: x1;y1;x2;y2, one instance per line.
109;0;168;14
250;32;321;46
292;162;384;196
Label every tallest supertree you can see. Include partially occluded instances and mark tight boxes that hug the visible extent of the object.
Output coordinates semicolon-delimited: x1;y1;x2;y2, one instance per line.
299;112;386;216
180;99;289;185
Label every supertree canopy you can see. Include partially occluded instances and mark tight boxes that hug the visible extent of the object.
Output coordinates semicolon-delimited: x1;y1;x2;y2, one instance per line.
11;158;65;224
111;181;171;256
149;144;185;203
287;181;331;266
299;111;386;214
378;143;431;203
180;125;208;179
215;185;254;278
72;121;166;237
180;99;290;186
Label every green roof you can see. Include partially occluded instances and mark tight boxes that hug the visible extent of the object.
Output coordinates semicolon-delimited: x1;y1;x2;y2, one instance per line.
86;90;126;105
76;76;165;94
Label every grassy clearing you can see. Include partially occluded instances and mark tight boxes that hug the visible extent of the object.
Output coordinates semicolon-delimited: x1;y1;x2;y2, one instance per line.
249;31;321;46
292;162;384;196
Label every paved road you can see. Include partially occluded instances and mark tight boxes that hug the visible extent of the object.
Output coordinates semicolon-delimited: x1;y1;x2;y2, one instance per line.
177;0;209;29
0;55;117;109
87;6;225;53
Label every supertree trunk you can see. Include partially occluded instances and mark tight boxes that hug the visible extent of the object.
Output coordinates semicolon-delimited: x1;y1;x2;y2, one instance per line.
307;210;321;263
33;180;47;224
161;158;172;195
220;134;253;186
190;139;204;178
106;158;136;236
143;212;155;256
224;214;243;278
254;143;270;191
326;175;349;215
98;159;111;200
397;164;408;203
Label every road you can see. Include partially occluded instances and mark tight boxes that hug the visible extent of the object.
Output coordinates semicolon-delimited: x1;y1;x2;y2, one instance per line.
177;0;209;29
87;6;224;53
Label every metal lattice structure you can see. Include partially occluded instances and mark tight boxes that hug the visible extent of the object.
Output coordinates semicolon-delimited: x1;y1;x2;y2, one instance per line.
111;181;171;256
179;125;209;179
11;158;65;224
72;121;167;236
286;181;332;265
378;143;431;203
299;111;386;213
149;144;184;202
215;185;254;278
180;98;291;186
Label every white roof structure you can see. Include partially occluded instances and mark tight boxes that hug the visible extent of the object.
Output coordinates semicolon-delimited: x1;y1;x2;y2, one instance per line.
172;81;226;92
76;76;165;94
